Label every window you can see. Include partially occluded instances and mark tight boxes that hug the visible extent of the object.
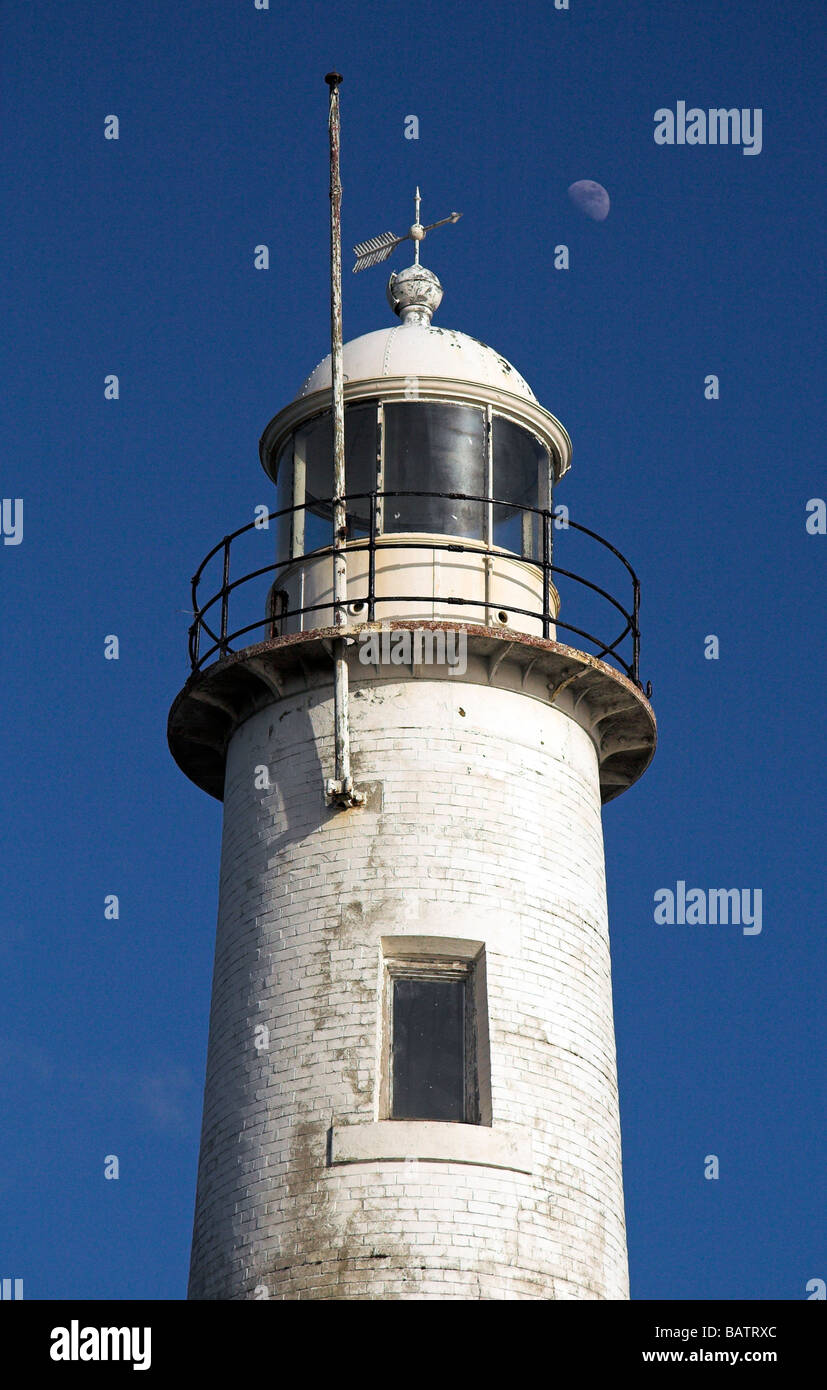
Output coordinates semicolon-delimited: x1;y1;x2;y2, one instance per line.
382;948;489;1125
392;974;467;1121
491;415;551;559
383;402;487;539
275;401;553;561
281;404;379;558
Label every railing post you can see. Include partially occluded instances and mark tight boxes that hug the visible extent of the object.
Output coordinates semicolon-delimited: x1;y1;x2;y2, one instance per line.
190;574;200;669
367;489;377;621
542;508;552;639
632;576;641;686
220;536;231;657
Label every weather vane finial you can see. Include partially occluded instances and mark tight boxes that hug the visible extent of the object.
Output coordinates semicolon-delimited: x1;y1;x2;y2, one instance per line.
352;188;462;273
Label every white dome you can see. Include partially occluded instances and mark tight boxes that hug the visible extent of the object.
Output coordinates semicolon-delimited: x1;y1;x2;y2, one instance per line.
297;323;537;403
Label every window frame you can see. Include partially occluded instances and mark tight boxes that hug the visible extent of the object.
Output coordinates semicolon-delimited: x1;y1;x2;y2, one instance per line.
379;947;491;1127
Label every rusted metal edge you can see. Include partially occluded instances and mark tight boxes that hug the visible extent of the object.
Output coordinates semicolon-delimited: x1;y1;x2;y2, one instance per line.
168;623;656;806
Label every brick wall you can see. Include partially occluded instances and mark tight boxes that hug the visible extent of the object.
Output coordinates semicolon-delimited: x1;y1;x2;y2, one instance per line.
188;674;629;1300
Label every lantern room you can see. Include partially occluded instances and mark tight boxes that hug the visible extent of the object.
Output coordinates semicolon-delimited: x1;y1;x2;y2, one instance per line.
258;265;572;636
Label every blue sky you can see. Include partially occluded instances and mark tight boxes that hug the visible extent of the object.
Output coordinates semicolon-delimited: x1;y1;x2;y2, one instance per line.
1;0;824;1300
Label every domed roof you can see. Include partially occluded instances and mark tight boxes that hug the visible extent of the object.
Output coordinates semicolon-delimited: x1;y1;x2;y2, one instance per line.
297;323;537;403
298;260;537;404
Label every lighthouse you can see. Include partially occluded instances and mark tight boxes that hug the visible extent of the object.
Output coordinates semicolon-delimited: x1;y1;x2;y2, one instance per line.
169;177;656;1299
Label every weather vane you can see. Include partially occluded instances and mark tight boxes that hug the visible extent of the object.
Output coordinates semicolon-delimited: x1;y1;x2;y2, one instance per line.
352;187;462;273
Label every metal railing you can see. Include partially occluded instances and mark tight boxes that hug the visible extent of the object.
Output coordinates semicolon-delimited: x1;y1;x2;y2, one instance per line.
186;490;649;692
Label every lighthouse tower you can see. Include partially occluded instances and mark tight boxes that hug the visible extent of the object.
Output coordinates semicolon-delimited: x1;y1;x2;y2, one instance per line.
169;242;656;1301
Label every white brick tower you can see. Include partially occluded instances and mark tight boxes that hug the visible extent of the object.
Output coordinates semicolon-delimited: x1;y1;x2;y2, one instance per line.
169;247;656;1300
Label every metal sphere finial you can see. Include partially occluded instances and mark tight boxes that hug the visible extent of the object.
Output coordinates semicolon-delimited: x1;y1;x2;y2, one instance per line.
386;264;444;325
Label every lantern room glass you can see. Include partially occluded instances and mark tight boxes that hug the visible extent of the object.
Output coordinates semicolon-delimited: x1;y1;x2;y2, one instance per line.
274;401;551;559
491;415;551;560
383;403;487;539
291;403;378;553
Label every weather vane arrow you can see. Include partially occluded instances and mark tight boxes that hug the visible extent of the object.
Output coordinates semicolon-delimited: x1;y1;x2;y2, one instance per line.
353;187;461;273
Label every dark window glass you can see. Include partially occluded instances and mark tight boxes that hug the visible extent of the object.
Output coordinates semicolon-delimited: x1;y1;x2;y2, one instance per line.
391;976;466;1122
384;403;486;539
343;405;378;537
294;404;378;551
492;416;549;558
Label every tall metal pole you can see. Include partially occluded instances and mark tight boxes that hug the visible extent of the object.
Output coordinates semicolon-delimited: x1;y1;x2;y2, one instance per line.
324;72;361;807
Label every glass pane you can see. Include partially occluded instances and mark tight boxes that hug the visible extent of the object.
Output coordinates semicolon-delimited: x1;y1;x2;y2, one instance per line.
392;977;465;1122
492;416;549;558
384;403;486;539
299;410;332;512
343;405;377;537
295;404;378;548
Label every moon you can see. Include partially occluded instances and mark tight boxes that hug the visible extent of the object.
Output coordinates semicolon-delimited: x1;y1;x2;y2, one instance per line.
568;180;610;222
